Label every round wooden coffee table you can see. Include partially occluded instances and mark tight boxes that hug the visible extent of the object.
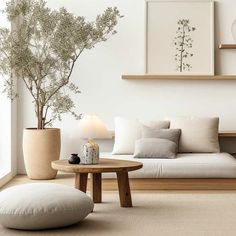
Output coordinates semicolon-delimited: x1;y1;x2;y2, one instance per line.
51;158;143;207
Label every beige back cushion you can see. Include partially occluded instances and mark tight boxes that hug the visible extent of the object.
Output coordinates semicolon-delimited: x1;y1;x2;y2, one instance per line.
169;117;220;153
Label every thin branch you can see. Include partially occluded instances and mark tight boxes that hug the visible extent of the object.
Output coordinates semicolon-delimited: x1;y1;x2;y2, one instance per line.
22;76;37;101
43;105;50;120
44;119;53;127
45;47;85;103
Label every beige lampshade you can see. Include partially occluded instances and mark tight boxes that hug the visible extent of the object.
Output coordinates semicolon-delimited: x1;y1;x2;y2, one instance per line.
77;115;111;140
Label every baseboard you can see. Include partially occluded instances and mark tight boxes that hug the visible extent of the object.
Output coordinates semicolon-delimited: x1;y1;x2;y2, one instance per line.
0;172;16;188
101;178;236;190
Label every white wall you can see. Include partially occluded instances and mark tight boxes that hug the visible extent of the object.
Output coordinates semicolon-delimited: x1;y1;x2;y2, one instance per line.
0;80;11;176
17;0;236;173
0;0;17;178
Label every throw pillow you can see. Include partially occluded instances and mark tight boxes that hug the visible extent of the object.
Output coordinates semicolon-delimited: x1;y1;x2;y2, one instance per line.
168;117;220;153
133;138;177;159
142;126;181;150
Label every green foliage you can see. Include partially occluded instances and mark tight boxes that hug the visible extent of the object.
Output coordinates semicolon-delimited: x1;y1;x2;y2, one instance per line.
0;0;122;129
173;19;195;72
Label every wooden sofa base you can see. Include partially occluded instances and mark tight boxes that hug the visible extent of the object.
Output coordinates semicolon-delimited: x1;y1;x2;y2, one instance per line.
101;178;236;190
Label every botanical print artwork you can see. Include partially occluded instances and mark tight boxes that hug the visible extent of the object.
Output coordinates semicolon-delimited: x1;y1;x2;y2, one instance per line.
146;1;214;75
174;19;196;72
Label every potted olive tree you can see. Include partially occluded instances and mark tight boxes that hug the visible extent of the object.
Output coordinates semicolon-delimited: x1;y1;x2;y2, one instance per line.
0;0;122;179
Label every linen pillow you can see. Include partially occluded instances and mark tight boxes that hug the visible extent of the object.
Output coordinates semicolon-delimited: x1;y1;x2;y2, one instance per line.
142;126;181;150
133;138;177;159
168;117;220;153
112;117;170;154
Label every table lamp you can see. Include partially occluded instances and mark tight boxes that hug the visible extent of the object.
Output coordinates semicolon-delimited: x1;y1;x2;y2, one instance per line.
77;114;111;164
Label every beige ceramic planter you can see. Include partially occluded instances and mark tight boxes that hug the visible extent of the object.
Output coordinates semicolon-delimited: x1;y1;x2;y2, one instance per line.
23;128;61;180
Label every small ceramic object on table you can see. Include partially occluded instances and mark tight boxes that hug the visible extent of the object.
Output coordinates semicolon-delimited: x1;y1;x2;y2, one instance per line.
81;141;99;164
68;154;81;164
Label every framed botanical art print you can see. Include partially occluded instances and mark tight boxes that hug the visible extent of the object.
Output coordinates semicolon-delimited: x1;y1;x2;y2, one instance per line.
145;0;214;75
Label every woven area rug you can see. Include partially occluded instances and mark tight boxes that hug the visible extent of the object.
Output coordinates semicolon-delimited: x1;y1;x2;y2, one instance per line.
1;188;236;236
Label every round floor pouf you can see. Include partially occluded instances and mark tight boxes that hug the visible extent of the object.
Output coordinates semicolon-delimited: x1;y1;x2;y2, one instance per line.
0;183;94;230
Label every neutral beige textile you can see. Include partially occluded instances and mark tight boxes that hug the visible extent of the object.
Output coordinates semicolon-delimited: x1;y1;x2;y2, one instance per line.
133;138;177;159
142;127;181;151
0;183;94;230
101;152;236;178
142;127;181;145
169;117;220;153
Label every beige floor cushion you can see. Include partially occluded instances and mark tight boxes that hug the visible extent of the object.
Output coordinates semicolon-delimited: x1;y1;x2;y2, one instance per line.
0;183;94;230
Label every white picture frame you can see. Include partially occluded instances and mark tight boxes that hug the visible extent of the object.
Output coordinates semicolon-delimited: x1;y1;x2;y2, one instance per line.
145;0;214;75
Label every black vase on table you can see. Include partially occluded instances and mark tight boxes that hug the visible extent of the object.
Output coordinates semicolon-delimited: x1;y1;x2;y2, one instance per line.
68;154;81;164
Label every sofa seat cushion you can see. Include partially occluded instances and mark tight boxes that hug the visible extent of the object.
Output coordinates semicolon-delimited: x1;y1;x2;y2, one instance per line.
101;152;236;178
0;183;94;230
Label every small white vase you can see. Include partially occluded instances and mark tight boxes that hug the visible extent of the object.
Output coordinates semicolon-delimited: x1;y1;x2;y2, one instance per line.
81;141;99;164
231;19;236;42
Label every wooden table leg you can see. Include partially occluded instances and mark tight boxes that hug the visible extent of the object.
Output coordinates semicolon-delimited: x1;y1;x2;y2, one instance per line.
90;173;102;203
75;173;88;193
116;171;132;207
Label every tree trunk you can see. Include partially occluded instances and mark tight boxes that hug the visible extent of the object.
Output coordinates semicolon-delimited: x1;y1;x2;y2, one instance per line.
37;104;44;129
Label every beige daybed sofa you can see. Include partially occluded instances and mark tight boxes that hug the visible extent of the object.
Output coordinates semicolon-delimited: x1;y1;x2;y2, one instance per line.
100;117;236;190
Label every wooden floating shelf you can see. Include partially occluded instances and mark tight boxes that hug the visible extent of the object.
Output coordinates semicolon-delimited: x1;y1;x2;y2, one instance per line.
219;131;236;138
122;75;236;80
219;44;236;49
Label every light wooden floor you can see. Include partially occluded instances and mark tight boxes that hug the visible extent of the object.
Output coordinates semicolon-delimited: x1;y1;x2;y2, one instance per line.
4;174;236;191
